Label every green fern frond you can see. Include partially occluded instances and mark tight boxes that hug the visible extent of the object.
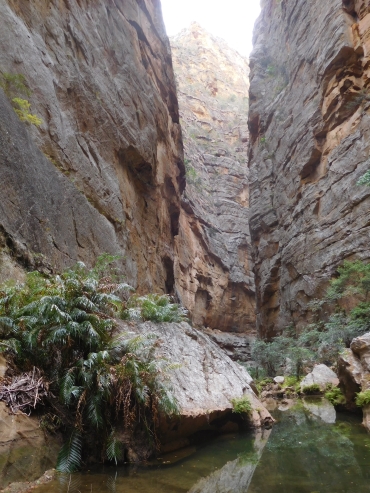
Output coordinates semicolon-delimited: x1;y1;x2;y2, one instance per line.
106;429;123;465
56;430;83;473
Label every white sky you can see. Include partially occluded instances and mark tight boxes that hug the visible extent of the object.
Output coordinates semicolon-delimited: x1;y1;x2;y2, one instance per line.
160;0;261;57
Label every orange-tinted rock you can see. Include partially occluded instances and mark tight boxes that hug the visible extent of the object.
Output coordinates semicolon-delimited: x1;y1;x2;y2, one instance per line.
171;23;255;333
0;0;184;294
249;0;370;338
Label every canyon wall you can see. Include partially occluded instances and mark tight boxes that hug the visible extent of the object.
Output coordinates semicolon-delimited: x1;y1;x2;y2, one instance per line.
171;23;255;333
0;0;184;294
249;0;370;338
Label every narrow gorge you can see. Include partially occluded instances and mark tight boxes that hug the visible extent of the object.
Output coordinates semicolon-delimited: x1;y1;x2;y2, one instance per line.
1;0;370;492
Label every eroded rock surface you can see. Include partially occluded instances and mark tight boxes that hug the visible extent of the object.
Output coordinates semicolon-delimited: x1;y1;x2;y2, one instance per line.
249;0;370;337
0;0;184;293
0;403;60;489
118;320;273;452
339;332;370;427
171;23;255;333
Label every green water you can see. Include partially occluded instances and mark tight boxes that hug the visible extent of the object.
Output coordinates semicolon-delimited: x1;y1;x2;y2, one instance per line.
32;399;370;493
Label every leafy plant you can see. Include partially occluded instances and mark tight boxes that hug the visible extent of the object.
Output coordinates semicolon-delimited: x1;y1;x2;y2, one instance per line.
0;72;31;98
325;386;346;406
0;72;42;126
231;396;252;415
355;389;370;407
0;257;180;471
184;160;203;190
358;170;370;186
12;97;43;126
301;383;321;395
124;293;188;323
252;260;370;377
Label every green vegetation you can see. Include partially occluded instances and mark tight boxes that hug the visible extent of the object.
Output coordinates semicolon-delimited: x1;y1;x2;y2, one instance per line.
0;71;43;126
184;159;203;189
231;396;252;415
0;72;30;98
12;97;43;126
301;384;321;395
358;169;370;186
252;260;370;377
124;293;188;323
0;256;181;471
355;389;370;407
325;386;346;406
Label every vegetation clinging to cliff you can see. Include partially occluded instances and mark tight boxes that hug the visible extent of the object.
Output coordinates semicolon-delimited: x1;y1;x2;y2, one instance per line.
252;260;370;377
0;256;180;471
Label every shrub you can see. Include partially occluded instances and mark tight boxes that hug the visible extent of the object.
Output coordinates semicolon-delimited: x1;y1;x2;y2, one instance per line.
325;387;346;406
231;396;252;415
355;390;370;407
124;293;188;323
252;260;370;377
301;384;321;395
0;72;30;98
0;257;179;471
12;97;43;126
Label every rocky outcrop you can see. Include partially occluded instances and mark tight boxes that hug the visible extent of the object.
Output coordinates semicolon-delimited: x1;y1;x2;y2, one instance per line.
300;364;339;391
119;320;273;452
248;0;370;337
338;332;370;427
0;0;184;294
0;402;60;489
171;23;255;333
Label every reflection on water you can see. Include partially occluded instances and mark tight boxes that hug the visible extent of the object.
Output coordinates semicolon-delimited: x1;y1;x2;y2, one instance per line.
32;399;370;493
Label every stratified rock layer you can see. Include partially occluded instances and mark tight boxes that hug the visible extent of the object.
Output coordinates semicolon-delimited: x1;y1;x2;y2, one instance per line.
248;0;370;337
0;0;184;293
171;23;255;333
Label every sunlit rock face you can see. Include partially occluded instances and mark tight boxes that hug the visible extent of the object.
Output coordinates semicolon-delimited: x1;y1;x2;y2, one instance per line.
248;0;370;338
171;23;255;333
0;0;184;293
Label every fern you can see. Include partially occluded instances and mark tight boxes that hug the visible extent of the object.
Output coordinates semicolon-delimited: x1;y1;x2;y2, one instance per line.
106;430;123;465
56;430;83;473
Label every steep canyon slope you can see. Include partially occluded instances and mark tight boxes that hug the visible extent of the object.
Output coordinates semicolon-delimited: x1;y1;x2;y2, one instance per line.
0;0;184;294
171;23;255;333
249;0;370;338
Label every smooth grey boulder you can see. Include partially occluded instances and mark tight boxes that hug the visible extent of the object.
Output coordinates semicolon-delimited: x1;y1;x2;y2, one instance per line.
300;364;339;391
118;321;273;452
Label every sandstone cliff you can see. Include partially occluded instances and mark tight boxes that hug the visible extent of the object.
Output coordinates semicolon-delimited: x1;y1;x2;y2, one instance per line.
0;0;184;294
171;23;255;333
248;0;370;338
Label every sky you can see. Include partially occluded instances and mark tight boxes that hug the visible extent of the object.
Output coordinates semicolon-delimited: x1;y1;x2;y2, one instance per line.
160;0;261;57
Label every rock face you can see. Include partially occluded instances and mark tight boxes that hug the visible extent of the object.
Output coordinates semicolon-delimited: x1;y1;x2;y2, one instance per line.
300;364;339;391
0;402;60;489
338;332;370;427
119;320;273;452
249;0;370;338
170;23;255;333
0;0;184;294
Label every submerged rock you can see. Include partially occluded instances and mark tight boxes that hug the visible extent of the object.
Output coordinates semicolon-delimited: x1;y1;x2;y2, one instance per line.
188;428;271;493
303;397;336;424
300;364;339;391
118;321;273;452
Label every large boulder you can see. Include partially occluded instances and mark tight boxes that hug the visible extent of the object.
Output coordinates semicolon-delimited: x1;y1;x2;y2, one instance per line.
300;364;339;392
118;321;273;452
338;332;370;429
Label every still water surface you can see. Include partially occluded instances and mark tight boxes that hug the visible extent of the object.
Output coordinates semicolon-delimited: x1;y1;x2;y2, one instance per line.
32;399;370;493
